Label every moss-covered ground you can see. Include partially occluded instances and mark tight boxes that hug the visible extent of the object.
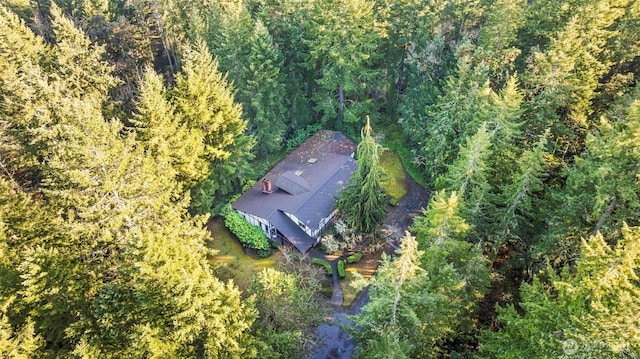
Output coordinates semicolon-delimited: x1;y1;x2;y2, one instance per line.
207;218;281;292
380;150;408;202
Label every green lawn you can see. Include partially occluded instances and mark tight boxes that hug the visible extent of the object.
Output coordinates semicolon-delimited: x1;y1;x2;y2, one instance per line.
380;150;408;202
207;218;281;292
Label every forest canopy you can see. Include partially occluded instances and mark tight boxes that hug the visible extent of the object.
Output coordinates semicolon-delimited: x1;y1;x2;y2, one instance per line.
0;0;639;357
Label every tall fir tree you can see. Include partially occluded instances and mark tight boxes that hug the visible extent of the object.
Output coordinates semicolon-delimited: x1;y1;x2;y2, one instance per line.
352;192;490;358
173;40;255;213
0;7;259;357
173;39;247;163
479;225;640;358
495;132;549;246
252;0;315;131
240;20;288;158
408;55;493;184
542;94;640;263
350;232;429;358
522;0;630;161
132;67;204;187
302;0;384;133
411;190;490;348
336;117;387;233
437;122;493;229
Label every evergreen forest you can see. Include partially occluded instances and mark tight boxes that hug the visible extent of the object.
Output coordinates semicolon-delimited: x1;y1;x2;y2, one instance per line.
0;0;639;358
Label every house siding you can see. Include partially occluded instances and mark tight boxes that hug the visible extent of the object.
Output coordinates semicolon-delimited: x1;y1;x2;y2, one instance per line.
231;131;357;252
317;209;337;237
236;210;274;238
282;209;337;239
282;211;316;239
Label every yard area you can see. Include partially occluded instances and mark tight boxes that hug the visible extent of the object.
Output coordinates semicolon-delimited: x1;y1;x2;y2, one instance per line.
380;150;408;202
206;149;426;308
207;218;282;292
337;149;414;307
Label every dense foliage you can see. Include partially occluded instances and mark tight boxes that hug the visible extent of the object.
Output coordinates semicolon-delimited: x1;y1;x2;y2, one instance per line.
0;4;257;357
1;0;639;357
249;267;327;358
223;210;271;257
337;117;388;233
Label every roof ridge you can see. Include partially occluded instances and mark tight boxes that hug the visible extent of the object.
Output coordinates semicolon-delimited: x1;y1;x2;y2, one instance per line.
286;154;353;218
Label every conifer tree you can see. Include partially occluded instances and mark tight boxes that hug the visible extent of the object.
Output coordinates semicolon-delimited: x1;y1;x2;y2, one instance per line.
481;75;524;189
133;67;205;187
547;95;640;262
411;190;469;244
173;40;255;212
303;0;384;132
411;190;490;344
409;58;493;184
479;225;640;358
49;4;119;101
200;0;254;81
474;0;524;80
437;122;493;227
241;20;288;158
0;295;42;358
0;4;50;185
350;232;428;358
352;193;490;357
174;39;247;163
0;7;258;357
251;0;315;130
438;122;492;196
523;0;629;159
496;132;549;244
374;0;445;116
337;117;387;233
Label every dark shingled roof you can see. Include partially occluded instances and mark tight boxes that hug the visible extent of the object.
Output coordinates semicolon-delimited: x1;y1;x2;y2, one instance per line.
232;131;357;252
275;171;311;195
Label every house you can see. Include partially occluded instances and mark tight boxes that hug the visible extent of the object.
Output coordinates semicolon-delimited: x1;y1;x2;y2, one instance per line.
232;130;357;252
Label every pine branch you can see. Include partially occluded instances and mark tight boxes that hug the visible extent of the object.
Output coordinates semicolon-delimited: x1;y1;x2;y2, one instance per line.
591;195;617;235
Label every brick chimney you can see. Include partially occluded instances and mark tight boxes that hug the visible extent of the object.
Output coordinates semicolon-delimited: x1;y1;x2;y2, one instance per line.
262;178;272;194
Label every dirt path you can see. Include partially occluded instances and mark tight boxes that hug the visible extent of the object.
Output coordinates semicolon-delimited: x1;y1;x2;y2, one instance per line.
309;169;430;358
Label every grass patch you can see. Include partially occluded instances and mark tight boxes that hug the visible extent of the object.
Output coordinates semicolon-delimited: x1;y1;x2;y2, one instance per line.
380;150;408;201
380;124;430;189
207;218;281;292
346;252;362;264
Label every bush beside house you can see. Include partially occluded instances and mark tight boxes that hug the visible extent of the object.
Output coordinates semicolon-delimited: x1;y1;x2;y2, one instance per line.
223;209;271;257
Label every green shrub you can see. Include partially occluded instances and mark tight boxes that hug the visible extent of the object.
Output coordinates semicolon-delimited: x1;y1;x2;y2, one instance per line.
337;260;346;278
257;249;271;258
286;124;322;150
346;252;363;264
224;210;271;256
312;258;333;275
389;197;398;206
